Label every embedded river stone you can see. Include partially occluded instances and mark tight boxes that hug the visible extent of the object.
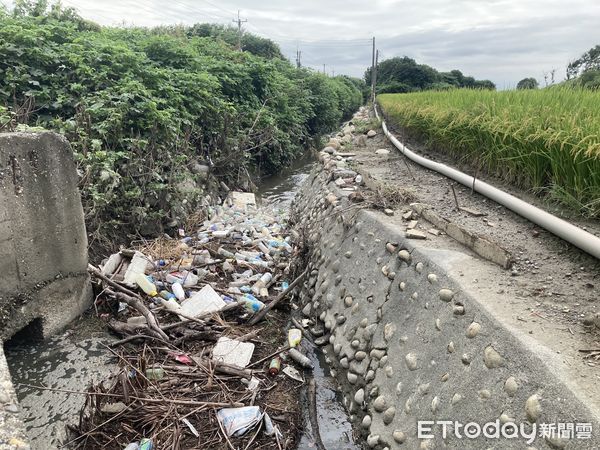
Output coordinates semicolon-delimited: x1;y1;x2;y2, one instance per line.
439;288;454;302
373;395;387;412
405;353;418;370
466;322;481;338
504;376;519;397
484;345;504;368
525;394;542;423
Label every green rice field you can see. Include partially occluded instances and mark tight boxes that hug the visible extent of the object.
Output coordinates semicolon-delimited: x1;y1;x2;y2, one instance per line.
378;88;600;217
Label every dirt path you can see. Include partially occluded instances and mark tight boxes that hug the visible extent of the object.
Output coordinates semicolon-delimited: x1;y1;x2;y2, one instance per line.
340;115;600;407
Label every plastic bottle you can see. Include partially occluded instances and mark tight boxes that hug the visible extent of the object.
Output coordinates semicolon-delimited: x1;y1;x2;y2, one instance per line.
251;272;272;296
172;282;186;301
166;271;199;287
145;368;164;380
289;348;313;369
288;329;302;348
217;247;235;259
159;290;176;301
242;294;265;313
135;273;157;297
139;439;153;450
268;357;281;376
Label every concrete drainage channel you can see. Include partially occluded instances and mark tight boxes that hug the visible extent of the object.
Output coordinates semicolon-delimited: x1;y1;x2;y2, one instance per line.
2;118;600;449
289;111;600;449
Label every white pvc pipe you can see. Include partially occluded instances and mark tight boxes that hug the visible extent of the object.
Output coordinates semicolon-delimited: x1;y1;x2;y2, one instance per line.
374;105;600;261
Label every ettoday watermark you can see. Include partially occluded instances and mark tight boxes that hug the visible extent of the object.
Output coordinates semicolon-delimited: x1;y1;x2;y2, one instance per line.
418;420;593;444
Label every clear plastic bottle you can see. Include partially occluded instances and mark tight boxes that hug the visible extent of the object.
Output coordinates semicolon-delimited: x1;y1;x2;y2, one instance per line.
172;282;186;301
288;328;302;347
135;273;157;297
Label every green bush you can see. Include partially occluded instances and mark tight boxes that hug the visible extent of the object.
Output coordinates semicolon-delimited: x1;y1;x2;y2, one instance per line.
0;2;363;250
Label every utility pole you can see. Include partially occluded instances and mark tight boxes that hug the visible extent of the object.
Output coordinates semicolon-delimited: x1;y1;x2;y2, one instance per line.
373;49;379;102
296;48;302;68
323;64;326;75
233;10;247;51
371;36;376;101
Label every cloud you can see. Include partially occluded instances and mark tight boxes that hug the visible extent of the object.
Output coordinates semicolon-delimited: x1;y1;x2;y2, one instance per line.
28;0;600;86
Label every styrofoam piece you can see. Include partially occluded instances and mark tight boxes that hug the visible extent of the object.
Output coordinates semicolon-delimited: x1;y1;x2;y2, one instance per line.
212;336;255;368
101;252;124;276
180;284;226;317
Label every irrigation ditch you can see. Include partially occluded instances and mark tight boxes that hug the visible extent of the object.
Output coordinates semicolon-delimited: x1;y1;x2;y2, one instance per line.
2;105;600;450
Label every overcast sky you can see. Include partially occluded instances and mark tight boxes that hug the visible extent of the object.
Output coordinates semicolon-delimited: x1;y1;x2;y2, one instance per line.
18;0;600;87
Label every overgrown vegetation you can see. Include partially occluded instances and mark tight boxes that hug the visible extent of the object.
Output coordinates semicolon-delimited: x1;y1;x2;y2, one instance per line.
379;88;600;217
565;45;600;89
0;1;363;251
365;56;495;94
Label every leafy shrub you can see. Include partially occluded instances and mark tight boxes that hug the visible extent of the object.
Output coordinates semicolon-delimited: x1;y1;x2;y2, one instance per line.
0;2;364;252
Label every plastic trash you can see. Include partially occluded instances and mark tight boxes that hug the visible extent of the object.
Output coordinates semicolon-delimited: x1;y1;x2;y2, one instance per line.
181;284;226;317
241;294;265;313
216;406;262;437
217;247;235;259
242;377;260;391
161;298;181;313
123;443;139;450
212;230;230;238
123;252;152;286
282;366;304;382
288;329;302;348
289;348;313;369
252;272;272;297
139;439;153;450
165;270;199;287
127;316;147;326
172;282;186;301
102;252;124;277
134;273;157;297
145;368;164;380
212;337;255;368
169;352;193;365
159;290;176;301
268;357;281;376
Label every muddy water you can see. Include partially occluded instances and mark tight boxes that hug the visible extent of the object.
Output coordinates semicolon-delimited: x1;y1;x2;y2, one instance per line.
259;152;359;449
4;150;357;449
256;150;315;208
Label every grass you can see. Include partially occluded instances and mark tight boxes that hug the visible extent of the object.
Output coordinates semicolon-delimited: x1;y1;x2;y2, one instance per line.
378;88;600;217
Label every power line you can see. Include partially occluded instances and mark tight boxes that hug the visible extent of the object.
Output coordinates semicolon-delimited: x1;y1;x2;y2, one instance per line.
197;0;236;17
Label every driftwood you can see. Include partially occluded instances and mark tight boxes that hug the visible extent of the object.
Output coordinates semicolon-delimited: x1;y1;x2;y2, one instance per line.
248;268;308;325
191;356;253;379
18;383;243;408
105;288;169;341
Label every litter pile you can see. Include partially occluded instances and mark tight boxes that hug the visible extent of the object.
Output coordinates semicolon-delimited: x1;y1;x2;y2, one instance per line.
67;192;312;450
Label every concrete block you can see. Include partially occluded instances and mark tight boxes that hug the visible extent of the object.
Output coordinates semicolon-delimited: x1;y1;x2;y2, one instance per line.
0;132;91;341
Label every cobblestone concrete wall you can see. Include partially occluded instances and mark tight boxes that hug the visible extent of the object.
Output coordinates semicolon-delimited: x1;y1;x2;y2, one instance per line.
292;166;600;449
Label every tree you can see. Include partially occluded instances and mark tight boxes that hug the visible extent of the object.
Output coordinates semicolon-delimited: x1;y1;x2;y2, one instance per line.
187;23;283;59
473;79;496;90
567;45;600;79
578;69;600;89
366;56;495;93
516;77;539;90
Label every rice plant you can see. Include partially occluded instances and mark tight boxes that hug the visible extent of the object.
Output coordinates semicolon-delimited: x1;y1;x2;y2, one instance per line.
378;88;600;217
